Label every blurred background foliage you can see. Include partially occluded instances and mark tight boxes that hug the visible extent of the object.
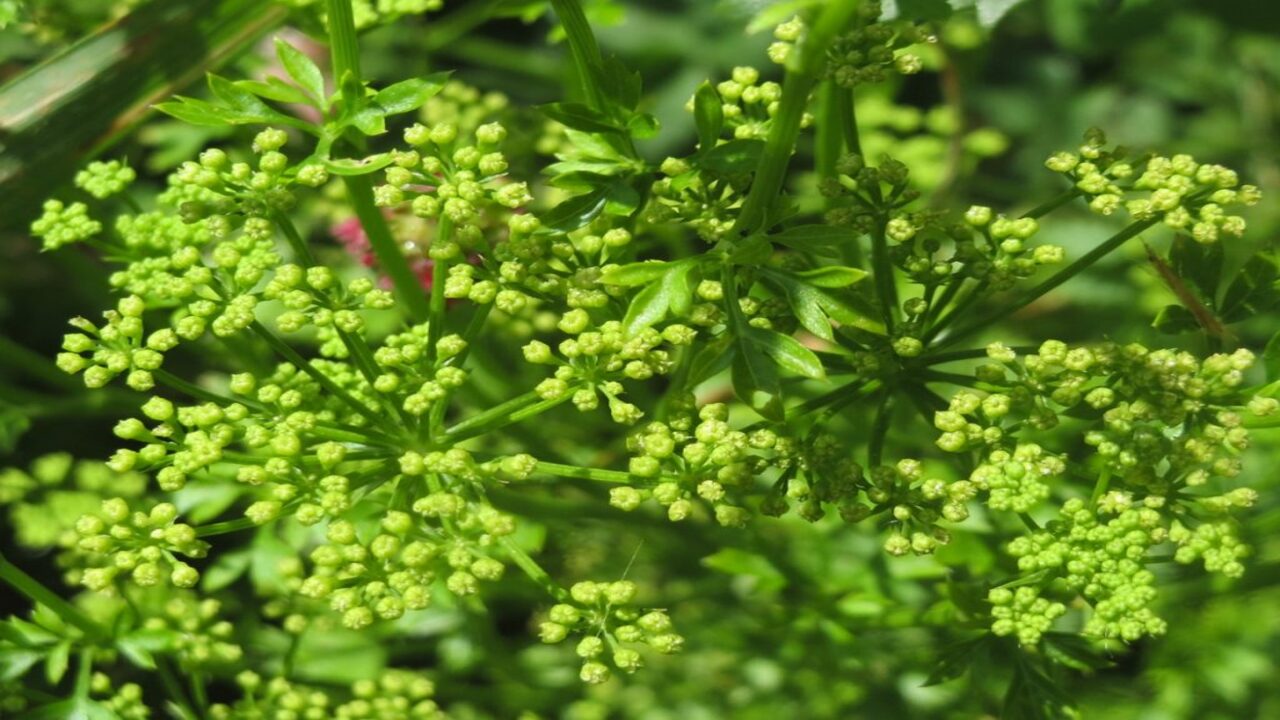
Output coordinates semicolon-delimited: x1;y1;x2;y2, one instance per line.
0;0;1277;718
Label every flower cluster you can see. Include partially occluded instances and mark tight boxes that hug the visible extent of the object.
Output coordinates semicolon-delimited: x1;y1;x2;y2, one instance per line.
1045;128;1260;241
71;498;208;591
538;580;683;684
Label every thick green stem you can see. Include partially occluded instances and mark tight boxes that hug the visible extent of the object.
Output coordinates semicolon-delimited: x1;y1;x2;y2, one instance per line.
0;552;106;641
934;217;1159;350
868;391;894;468
324;0;431;322
426;215;455;368
733;1;861;235
870;217;898;332
836;86;862;157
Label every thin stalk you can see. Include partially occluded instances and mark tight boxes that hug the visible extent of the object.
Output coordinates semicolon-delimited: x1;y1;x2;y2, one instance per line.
249;321;398;435
869;217;898;332
0;552;106;641
425;215;455;368
733;0;861;235
0;334;81;390
934;217;1159;350
444;388;575;442
499;536;571;603
868;391;894;468
1021;188;1081;219
533;460;632;484
920;345;1039;366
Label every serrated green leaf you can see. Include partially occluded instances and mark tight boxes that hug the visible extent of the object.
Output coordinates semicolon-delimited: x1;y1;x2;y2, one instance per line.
700;138;764;175
540;102;621;134
234;77;311;106
693;82;723;152
153;97;239;127
202;547;252;592
732;344;783;421
746;327;826;379
622;264;693;336
771;224;852;252
374;72;450;115
1152;304;1198;334
922;634;988;686
600;54;642;111
540;187;609;232
207;72;281;120
626;112;660;139
687;336;736;386
602;261;674;286
796;266;867;288
1041;633;1113;672
275;36;325;103
323;153;395;176
21;696;117;720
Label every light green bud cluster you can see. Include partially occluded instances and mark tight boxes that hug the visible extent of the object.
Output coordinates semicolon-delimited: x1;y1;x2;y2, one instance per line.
988;586;1066;646
30;199;102;249
612;403;788;525
89;673;150;720
824;3;929;87
1045;128;1259;242
71;498;209;591
970;444;1062;513
74;158;137;199
56;297;176;391
538;580;682;684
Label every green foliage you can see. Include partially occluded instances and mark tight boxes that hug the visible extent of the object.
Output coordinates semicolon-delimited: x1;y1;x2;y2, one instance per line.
0;0;1277;718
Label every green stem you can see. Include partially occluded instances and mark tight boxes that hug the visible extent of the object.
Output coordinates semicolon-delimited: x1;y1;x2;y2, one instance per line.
921;345;1039;366
0;552;106;641
934;217;1159;350
870;216;898;332
324;0;431;322
533;460;632;484
249;321;398;435
1021;188;1081;219
868;391;894;468
73;648;95;698
733;0;861;235
0;334;81;390
499;536;571;603
272;210;317;266
1089;469;1112;508
815;81;842;179
425;215;455;368
324;0;362;84
444;388;574;442
836;86;862;157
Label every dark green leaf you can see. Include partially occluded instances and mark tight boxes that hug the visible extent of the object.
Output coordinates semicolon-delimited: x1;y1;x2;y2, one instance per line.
732;343;784;421
207;73;282;121
540;187;609;233
540;102;621;134
275;37;325;102
796;266;867;288
21;696;116;720
1041;633;1113;672
374;73;450;115
701;138;764;175
693;82;723;152
202;548;252;592
1152;304;1199;334
1168;234;1222;302
622;264;693;335
626;113;661;139
1264;330;1280;383
601;54;642;110
745;327;826;379
771;224;852;251
922;635;988;686
0;401;30;454
687;336;736;386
